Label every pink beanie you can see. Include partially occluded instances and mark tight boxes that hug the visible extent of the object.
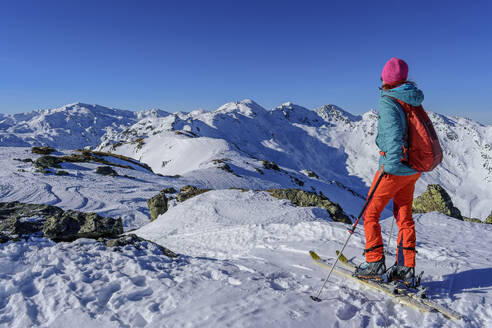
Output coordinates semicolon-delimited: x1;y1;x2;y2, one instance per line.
381;58;408;85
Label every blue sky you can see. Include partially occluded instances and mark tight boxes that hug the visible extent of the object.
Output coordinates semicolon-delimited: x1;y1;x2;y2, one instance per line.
0;0;491;124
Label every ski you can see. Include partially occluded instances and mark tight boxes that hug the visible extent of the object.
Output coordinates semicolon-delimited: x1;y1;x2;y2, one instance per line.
309;250;462;321
334;250;462;320
335;250;427;298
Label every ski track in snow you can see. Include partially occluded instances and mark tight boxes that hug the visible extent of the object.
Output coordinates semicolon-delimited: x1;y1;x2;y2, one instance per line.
1;147;492;327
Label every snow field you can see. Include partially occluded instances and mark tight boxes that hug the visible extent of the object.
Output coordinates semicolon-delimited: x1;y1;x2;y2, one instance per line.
1;95;492;328
2;178;492;326
134;189;492;327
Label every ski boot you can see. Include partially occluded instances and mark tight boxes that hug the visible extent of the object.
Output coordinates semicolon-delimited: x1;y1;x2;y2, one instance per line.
353;256;386;281
386;264;422;288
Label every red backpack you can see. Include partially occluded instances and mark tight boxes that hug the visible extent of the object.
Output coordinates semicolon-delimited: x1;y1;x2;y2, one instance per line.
391;97;443;172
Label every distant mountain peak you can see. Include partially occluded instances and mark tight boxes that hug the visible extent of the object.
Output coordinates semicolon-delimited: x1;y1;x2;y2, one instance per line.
0;103;168;148
316;104;362;124
272;102;322;125
215;99;267;117
276;102;307;111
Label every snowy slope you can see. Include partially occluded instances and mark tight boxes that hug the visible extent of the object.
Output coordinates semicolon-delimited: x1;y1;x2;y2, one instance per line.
0;147;184;230
0;103;169;149
1;98;492;327
98;99;492;220
133;189;492;327
2;184;491;327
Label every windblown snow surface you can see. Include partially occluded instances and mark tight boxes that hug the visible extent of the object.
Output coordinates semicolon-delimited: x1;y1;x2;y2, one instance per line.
1;100;492;327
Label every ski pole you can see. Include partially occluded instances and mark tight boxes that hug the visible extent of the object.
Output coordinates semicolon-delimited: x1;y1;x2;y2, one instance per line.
386;216;395;255
311;171;386;302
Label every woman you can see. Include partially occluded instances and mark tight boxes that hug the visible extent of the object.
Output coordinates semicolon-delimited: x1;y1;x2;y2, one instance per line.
354;57;423;286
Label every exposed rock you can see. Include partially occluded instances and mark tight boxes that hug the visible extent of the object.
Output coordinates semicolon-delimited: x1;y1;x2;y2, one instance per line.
177;185;212;202
105;233;178;258
0;232;12;243
14;158;33;163
268;189;352;224
212;159;240;176
212;158;231;165
0;201;122;242
56;170;70;176
463;217;483;223
162;187;177;194
42;149;154;173
147;192;168;221
262;160;280;171
43;211;123;241
413;184;463;220
0;201;64;235
218;163;233;173
291;176;304;186
95;166;118;176
163;174;182;179
305;170;319;179
34;156;62;170
133;138;145;150
486;211;492;224
31;146;56;155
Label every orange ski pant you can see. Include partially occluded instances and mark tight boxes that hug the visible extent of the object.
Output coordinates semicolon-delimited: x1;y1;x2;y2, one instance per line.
363;170;421;267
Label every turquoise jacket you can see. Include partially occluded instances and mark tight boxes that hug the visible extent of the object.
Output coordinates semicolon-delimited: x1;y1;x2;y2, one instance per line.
376;83;424;175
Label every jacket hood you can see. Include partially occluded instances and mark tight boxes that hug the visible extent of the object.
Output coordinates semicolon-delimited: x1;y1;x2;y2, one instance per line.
380;82;424;107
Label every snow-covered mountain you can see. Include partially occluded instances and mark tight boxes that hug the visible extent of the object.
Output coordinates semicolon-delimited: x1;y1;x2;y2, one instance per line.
1;99;491;218
95;99;492;220
2;99;492;327
0;103;169;149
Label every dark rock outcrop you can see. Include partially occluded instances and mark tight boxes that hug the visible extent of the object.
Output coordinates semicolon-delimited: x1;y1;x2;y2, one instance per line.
268;189;352;224
486;211;492;224
43;211;123;241
31;146;56;155
56;170;70;176
262;160;280;171
105;233;178;258
95;166;118;176
412;184;463;220
463;217;483;223
0;201;122;243
161;187;177;194
31;149;153;174
34;156;62;170
0;232;13;243
147;192;168;221
177;185;211;202
305;170;319;179
0;202;64;236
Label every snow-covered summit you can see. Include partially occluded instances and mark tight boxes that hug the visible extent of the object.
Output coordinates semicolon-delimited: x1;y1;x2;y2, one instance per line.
215;99;267;118
0;103;170;149
272;102;323;126
316;104;363;125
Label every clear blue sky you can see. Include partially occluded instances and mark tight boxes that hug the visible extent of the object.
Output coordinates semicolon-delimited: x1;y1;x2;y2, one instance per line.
1;0;491;124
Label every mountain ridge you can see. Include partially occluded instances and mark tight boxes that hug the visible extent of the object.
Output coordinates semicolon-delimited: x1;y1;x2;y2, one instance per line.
2;99;491;219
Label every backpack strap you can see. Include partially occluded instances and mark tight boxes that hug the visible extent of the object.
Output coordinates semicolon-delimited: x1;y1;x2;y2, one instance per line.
381;95;410;164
